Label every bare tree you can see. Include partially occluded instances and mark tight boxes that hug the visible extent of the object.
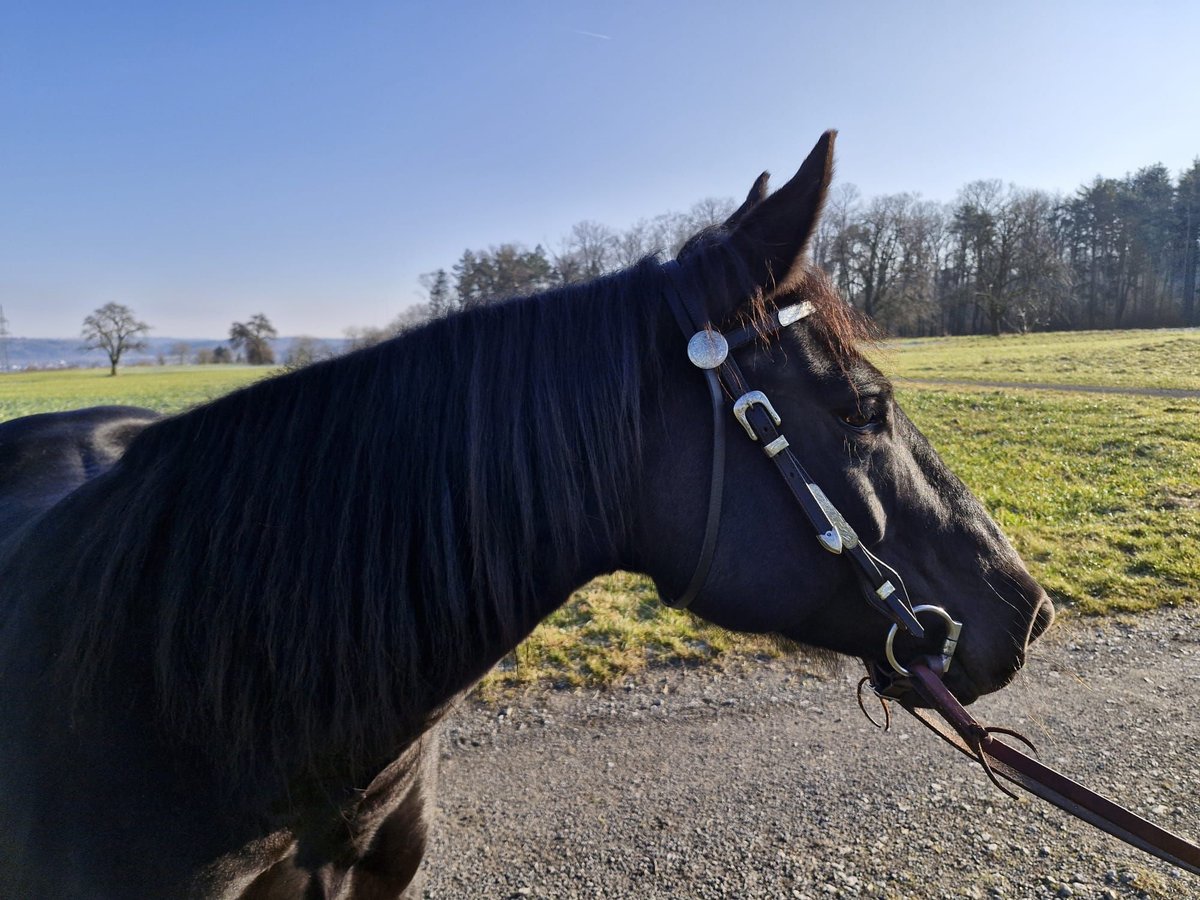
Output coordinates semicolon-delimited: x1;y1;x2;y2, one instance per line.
283;336;333;370
170;342;190;366
684;196;737;238
343;325;391;352
1008;189;1070;331
81;302;150;376
564;220;618;281
390;303;433;335
613;221;656;267
813;183;860;276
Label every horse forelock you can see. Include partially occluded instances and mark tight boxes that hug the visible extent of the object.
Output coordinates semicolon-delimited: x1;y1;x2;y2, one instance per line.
789;266;882;371
57;257;670;785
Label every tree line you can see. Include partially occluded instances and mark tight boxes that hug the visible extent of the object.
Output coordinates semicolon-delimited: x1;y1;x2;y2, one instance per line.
813;160;1200;335
75;154;1200;375
404;158;1199;337
352;198;739;342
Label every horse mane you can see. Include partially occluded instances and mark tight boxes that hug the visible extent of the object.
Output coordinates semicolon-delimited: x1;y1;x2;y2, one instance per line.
53;241;861;784
58;257;680;781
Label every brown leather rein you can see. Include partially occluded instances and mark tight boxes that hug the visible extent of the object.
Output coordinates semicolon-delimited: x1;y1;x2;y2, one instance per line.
872;658;1200;876
658;260;1200;876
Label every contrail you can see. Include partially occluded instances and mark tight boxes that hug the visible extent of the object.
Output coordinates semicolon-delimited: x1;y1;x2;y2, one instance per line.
572;29;612;40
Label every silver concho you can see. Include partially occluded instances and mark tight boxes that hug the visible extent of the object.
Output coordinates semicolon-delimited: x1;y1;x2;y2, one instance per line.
686;330;729;370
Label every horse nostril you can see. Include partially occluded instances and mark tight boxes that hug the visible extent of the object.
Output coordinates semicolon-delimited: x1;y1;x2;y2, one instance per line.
1027;596;1055;646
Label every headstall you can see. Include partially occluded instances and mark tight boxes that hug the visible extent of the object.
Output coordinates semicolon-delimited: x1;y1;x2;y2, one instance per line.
657;260;929;643
659;258;1200;876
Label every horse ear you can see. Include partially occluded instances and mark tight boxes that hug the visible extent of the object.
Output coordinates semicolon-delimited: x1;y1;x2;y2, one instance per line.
721;171;770;230
728;130;835;301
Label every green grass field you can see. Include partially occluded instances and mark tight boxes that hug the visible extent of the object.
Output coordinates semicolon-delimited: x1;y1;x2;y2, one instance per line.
0;365;270;421
899;386;1199;615
881;327;1200;391
2;329;1197;688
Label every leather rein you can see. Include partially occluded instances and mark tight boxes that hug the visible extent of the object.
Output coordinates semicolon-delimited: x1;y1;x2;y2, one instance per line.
659;260;1200;876
890;659;1200;875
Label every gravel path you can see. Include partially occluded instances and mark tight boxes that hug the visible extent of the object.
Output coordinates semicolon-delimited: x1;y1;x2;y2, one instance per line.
421;607;1200;899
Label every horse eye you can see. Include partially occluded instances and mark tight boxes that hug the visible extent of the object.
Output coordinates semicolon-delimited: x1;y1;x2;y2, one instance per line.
838;402;885;433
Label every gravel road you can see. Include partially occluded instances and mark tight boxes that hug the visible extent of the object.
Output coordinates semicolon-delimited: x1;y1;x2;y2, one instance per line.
421;607;1199;899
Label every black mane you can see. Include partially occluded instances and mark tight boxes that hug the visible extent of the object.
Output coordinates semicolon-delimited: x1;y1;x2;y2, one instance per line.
0;135;1059;898
51;243;773;782
55;258;690;778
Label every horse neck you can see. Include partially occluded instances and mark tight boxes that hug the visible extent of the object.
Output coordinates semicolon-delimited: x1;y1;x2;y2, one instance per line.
57;268;661;792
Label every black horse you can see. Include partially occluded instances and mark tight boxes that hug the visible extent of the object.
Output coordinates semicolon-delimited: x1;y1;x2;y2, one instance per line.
0;133;1052;898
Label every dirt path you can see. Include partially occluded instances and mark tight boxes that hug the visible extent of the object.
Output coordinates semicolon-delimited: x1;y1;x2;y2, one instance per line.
897;378;1200;400
421;606;1200;899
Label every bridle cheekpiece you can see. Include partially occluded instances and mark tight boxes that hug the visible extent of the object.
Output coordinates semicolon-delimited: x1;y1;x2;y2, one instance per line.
658;260;928;643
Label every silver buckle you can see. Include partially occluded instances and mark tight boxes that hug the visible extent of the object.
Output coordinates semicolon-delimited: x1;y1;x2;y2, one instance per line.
732;390;781;440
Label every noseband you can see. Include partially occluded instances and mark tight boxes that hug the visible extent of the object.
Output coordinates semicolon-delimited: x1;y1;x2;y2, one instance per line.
658;260;928;642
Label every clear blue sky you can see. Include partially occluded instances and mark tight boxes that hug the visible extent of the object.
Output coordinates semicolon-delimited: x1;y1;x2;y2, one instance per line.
3;1;1198;338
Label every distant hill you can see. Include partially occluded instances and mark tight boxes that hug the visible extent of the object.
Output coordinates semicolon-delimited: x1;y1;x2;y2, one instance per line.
0;336;349;370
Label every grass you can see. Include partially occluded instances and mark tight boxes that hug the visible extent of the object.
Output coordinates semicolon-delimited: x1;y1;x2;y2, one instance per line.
3;328;1197;688
0;365;270;421
881;327;1200;391
898;386;1200;615
483;572;782;691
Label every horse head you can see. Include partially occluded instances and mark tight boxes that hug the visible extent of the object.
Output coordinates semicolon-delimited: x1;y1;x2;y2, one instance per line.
633;132;1053;704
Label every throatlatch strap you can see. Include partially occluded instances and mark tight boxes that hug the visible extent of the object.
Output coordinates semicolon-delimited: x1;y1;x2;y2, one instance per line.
667;366;725;609
660;262;726;610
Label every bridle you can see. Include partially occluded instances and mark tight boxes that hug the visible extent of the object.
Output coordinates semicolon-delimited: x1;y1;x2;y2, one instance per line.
658;260;934;645
658;258;1200;876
